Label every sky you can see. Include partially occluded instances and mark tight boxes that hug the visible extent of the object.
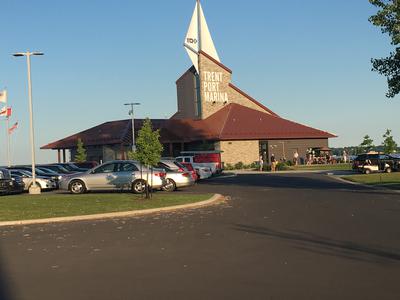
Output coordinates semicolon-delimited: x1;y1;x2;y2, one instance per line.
1;0;399;165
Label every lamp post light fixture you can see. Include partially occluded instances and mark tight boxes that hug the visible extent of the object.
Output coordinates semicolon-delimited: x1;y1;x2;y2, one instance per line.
124;102;141;152
13;51;44;195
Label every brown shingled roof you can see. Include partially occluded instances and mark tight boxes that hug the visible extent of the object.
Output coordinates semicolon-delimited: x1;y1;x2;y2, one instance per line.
41;119;167;150
41;104;335;150
161;103;336;142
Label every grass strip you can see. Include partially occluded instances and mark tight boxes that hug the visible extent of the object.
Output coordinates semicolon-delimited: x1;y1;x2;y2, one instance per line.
342;173;400;190
293;163;352;171
0;193;213;222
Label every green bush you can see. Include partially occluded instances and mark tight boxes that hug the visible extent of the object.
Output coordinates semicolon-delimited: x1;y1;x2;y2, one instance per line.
224;163;234;170
234;161;244;169
276;162;291;171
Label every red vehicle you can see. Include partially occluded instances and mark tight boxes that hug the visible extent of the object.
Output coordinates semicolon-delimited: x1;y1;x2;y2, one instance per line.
177;151;223;174
181;162;199;181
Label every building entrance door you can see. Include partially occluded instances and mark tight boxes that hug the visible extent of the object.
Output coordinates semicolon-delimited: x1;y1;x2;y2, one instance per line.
259;141;269;164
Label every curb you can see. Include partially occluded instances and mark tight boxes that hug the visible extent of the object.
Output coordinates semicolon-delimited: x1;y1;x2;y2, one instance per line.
0;194;225;228
327;174;400;193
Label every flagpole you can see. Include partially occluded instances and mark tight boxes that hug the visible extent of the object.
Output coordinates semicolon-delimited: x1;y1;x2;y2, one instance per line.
4;91;11;167
6;116;11;167
197;0;202;51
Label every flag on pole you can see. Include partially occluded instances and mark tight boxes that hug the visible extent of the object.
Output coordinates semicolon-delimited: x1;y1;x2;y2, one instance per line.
0;90;7;103
0;106;12;117
8;121;18;134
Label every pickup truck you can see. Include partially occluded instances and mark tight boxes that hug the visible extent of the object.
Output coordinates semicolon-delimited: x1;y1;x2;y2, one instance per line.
176;154;222;175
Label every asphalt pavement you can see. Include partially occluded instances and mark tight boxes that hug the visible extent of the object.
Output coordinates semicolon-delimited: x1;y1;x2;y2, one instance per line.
1;173;400;300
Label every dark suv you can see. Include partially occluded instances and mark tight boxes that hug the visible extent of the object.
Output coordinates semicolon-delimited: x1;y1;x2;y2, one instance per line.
353;153;400;173
0;168;13;195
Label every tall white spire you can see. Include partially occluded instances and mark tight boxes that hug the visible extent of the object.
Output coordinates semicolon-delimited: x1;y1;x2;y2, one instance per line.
184;0;220;72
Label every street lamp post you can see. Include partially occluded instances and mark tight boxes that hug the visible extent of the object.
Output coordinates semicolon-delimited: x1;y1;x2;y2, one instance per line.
13;51;43;195
124;102;141;152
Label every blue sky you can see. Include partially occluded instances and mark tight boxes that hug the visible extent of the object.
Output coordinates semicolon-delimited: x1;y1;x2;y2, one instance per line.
1;0;399;165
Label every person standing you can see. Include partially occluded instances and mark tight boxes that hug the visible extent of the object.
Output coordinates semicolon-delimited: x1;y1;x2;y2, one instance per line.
270;154;276;172
293;151;299;166
259;155;264;171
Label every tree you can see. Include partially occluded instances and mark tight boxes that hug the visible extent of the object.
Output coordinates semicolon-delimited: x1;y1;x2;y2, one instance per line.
359;135;375;153
74;138;87;162
129;118;163;198
369;0;400;97
382;129;398;153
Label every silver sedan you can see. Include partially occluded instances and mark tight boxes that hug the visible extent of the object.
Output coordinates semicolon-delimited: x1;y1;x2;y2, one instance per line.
59;160;166;194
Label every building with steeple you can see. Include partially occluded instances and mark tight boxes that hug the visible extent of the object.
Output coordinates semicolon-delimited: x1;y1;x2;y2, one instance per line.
42;1;336;165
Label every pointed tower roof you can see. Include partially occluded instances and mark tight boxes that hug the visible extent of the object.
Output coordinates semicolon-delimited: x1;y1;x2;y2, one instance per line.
184;0;220;72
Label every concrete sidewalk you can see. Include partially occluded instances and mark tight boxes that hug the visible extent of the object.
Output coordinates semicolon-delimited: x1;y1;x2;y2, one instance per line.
0;194;225;227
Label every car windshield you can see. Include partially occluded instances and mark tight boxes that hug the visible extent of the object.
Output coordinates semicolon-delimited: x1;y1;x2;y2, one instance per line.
37;167;59;175
174;161;187;169
0;169;11;179
44;165;70;173
59;163;82;171
19;170;33;176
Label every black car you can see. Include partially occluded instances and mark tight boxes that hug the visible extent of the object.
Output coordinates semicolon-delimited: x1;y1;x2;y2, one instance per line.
353;153;400;173
10;175;25;194
8;166;62;184
0;168;14;195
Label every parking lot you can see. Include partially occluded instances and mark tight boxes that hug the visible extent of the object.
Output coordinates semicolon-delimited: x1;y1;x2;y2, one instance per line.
1;172;399;300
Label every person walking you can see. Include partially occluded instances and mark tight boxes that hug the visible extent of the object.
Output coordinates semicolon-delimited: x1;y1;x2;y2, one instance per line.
270;154;277;172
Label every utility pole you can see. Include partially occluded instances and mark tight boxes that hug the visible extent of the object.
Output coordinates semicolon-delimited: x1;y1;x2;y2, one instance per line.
124;102;141;152
13;51;44;194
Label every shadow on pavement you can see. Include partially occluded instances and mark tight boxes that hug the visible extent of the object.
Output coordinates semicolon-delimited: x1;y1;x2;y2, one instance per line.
203;173;400;195
0;250;14;300
234;224;400;264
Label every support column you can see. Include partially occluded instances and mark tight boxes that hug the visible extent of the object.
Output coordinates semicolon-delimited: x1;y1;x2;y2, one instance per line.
57;149;61;163
180;142;185;154
62;149;66;163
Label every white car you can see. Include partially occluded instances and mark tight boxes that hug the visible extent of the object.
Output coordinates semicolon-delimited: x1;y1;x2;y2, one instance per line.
9;169;57;191
195;166;212;179
157;160;195;191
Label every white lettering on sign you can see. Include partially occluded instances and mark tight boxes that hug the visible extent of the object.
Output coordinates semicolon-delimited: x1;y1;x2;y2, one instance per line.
202;71;229;103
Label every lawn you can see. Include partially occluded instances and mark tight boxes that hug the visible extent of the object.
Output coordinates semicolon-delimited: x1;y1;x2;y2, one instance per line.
0;192;213;222
342;172;400;189
292;163;352;171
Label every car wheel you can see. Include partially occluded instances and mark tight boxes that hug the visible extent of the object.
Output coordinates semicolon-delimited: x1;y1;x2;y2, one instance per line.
364;169;371;175
132;180;147;194
162;178;176;192
69;180;86;194
386;168;392;173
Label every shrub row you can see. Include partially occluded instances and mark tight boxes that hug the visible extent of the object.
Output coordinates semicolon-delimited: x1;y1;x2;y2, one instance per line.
224;161;293;171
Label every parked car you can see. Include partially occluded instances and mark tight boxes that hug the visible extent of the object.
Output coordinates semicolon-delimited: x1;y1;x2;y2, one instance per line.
51;163;87;173
0;168;14;195
35;166;64;180
38;164;72;174
72;161;99;169
353;154;400;174
156;160;195;192
9;170;58;191
59;160;167;194
181;162;199;181
10;176;25;194
8;166;62;184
